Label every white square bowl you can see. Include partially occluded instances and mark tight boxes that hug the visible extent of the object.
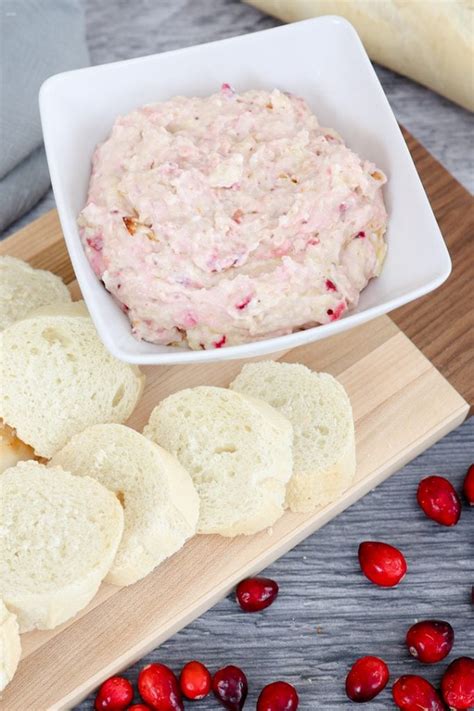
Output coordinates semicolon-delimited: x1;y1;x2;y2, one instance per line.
39;16;451;365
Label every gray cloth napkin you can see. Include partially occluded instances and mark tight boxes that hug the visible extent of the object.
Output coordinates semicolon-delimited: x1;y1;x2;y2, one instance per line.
0;0;89;233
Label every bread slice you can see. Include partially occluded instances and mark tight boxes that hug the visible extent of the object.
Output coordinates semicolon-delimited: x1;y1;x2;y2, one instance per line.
143;386;293;537
0;301;145;458
0;461;124;632
0;422;36;474
50;424;199;586
0;256;71;332
0;600;21;692
230;361;356;513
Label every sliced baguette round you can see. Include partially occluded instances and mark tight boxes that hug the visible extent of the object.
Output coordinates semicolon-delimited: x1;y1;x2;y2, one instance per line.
50;424;199;586
0;461;124;632
0;600;21;692
230;361;356;513
143;386;293;537
0;301;145;458
0;255;71;332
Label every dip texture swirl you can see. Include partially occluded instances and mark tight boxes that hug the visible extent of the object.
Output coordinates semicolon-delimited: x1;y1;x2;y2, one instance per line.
79;85;387;349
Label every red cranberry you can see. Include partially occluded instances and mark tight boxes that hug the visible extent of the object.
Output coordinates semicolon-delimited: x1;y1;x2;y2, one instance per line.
406;620;454;663
392;675;445;710
138;664;183;711
213;665;248;710
236;577;279;612
180;660;211;700
257;681;299;710
94;676;133;711
441;657;474;710
128;706;150;710
358;541;407;587
345;656;389;702
463;464;474;505
417;476;461;526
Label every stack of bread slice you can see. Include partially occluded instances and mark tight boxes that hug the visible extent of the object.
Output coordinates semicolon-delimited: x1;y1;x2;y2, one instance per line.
0;256;356;693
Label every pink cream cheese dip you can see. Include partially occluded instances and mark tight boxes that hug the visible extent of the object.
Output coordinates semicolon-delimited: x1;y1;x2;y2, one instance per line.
79;85;387;349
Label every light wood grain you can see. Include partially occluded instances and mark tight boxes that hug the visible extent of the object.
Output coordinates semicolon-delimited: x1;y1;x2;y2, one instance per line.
393;130;474;410
0;211;468;709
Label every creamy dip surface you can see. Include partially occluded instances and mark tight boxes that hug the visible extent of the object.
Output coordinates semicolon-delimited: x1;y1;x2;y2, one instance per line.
79;85;387;349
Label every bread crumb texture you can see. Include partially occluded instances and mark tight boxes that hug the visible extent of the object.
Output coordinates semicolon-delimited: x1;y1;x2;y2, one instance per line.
0;256;71;332
0;461;124;631
0;301;144;458
144;386;293;536
231;361;356;512
50;424;199;586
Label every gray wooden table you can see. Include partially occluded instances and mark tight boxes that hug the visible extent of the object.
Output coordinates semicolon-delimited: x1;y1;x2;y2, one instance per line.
9;1;472;707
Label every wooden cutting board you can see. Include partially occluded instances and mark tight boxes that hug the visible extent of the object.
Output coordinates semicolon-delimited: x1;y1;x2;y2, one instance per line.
0;131;470;710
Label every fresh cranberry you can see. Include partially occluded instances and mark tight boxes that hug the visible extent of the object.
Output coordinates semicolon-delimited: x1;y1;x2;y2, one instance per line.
463;464;474;505
180;660;211;700
257;681;299;710
406;620;454;663
213;665;248;710
392;675;445;710
138;664;183;711
325;279;337;291
236;577;279;613
213;335;227;348
441;657;474;709
358;541;407;587
127;706;150;710
417;476;461;526
345;656;389;702
94;676;133;711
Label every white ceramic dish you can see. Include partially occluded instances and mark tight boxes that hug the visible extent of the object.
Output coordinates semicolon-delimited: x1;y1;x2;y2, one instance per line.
39;16;451;365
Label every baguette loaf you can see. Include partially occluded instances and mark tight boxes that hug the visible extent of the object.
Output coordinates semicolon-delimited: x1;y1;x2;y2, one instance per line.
0;301;144;458
0;600;21;692
0;256;71;331
230;361;356;512
0;461;124;632
143;386;293;536
50;424;199;586
245;0;474;112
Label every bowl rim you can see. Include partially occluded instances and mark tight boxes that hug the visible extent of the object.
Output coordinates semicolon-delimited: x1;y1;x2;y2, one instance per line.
39;16;451;365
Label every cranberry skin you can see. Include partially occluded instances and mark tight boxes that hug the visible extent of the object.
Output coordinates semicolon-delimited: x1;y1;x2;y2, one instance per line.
128;706;151;710
358;541;407;587
95;676;133;711
236;577;279;612
441;657;474;710
392;676;446;710
138;664;183;711
179;660;211;700
213;665;248;710
463;464;474;505
257;681;299;710
406;620;454;663
417;476;461;526
345;656;389;702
